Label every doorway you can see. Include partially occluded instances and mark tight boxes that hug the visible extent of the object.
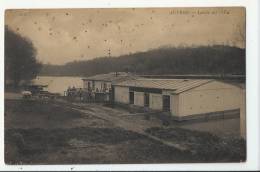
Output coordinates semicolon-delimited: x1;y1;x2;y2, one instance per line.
163;95;170;111
144;93;149;107
129;91;134;104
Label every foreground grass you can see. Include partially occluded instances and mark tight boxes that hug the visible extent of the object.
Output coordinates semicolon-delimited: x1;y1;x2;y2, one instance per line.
146;127;246;162
5;99;246;164
5;127;193;164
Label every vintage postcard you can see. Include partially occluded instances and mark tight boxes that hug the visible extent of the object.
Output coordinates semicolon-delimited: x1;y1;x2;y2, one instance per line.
4;7;246;164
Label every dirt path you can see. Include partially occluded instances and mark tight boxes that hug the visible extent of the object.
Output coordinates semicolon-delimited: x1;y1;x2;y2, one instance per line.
69;103;189;151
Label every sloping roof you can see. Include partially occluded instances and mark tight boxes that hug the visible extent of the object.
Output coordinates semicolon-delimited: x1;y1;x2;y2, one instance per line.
82;72;140;83
114;78;213;94
218;80;245;89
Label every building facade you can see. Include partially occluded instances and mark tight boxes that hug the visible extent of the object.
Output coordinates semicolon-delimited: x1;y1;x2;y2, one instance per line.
114;79;244;121
82;72;138;92
81;72;139;102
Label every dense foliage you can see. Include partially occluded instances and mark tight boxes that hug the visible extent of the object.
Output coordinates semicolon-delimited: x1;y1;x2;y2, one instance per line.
5;26;42;86
40;45;245;77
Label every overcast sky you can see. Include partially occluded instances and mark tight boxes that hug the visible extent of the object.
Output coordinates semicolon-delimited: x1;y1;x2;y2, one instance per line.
5;7;245;65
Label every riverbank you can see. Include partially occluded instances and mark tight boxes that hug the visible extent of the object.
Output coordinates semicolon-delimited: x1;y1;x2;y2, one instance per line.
5;97;246;164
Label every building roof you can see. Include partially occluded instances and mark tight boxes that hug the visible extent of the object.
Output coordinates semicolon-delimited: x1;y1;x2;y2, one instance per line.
114;78;213;94
82;72;139;83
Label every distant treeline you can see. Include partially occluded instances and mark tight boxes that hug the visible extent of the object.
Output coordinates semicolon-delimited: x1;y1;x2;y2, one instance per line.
40;45;245;77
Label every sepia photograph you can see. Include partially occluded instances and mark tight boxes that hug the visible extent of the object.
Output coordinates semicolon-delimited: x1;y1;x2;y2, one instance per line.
4;7;246;164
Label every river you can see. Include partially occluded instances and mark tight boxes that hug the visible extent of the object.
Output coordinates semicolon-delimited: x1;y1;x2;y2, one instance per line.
32;76;83;95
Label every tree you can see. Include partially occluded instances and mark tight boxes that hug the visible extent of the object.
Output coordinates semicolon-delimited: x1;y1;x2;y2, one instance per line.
5;25;42;87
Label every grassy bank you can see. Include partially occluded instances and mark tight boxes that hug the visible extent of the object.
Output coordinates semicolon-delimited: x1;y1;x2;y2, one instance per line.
5;99;246;164
146;127;246;162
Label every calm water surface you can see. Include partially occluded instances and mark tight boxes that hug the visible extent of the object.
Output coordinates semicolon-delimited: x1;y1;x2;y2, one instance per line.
33;76;83;95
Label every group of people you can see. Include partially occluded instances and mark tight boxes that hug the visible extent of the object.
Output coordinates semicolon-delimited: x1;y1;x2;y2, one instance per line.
65;86;113;103
65;86;95;102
